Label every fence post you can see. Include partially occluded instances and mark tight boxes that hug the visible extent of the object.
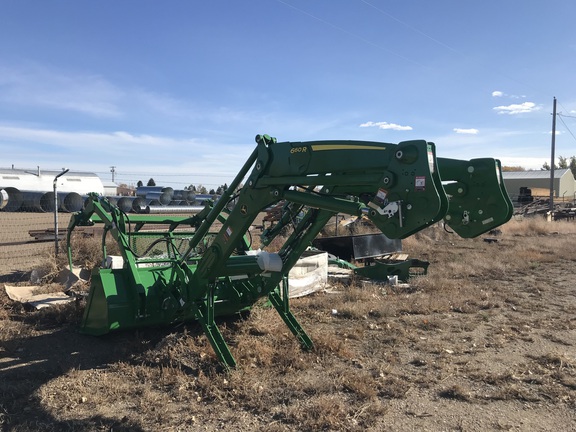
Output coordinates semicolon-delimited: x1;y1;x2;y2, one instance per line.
53;169;69;256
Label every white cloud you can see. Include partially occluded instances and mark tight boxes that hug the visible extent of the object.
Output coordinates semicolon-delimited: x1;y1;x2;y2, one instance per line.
493;102;540;115
491;90;526;99
359;121;413;131
453;128;479;135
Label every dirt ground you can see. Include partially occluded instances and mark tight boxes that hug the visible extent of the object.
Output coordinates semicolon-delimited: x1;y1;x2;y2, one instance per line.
0;218;575;431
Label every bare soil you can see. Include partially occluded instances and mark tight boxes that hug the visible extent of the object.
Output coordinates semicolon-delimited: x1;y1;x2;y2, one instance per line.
1;218;575;431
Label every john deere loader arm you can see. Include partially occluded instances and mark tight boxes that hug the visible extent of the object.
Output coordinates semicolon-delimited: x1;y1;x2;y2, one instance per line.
70;134;511;369
191;134;448;283
173;134;452;367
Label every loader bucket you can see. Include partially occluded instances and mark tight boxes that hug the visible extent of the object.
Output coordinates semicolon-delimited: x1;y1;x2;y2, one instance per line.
80;269;136;336
80;265;198;336
80;262;260;336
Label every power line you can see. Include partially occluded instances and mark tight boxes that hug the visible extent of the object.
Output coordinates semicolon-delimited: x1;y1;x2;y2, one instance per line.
92;170;236;178
274;0;425;67
557;114;576;144
358;0;462;56
276;0;536;93
558;101;576;123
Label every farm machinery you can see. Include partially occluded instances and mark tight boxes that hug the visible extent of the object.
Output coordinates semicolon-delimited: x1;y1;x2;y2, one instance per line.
67;134;513;368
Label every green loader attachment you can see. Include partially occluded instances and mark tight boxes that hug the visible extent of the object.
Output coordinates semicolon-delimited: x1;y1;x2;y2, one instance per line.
438;157;513;237
68;134;512;368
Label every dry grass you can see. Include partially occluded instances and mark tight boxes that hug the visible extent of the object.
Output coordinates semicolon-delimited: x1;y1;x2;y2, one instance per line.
2;216;576;430
500;216;576;236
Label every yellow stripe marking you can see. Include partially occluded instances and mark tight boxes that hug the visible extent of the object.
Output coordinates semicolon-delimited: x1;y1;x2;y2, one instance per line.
311;144;387;151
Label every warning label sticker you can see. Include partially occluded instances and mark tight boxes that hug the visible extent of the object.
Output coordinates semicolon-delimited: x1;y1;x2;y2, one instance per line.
223;226;233;243
415;176;426;191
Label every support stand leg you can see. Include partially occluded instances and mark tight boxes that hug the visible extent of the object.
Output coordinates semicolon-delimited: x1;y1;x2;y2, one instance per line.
268;276;313;351
193;285;237;369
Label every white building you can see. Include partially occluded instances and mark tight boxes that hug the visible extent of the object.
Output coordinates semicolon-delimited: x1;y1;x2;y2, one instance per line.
0;167;104;195
502;169;576;202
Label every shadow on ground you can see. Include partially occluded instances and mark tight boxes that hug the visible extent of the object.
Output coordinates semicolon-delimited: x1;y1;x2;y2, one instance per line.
0;314;160;431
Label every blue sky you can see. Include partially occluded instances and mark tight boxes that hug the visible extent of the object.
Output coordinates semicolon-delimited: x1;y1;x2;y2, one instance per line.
1;0;576;189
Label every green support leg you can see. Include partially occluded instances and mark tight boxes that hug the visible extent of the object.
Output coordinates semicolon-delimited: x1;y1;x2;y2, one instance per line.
268;276;314;351
192;286;237;369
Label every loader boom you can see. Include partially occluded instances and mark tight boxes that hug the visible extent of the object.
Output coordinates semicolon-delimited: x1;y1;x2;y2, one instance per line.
68;134;512;368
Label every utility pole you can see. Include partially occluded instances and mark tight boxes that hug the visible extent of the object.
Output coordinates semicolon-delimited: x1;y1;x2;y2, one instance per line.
110;166;116;183
549;97;557;213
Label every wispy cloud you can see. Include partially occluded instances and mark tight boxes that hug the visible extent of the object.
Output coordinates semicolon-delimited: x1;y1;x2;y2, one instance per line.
493;102;540;115
491;90;526;99
359;121;413;131
0;64;124;118
0;63;256;125
0;124;249;186
0;125;199;153
453;128;479;135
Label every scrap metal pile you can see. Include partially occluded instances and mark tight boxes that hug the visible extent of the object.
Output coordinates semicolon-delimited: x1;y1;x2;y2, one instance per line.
67;134;513;367
515;187;575;220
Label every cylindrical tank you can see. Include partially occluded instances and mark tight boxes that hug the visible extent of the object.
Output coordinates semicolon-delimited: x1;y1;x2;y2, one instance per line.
41;192;57;212
0;189;8;210
161;186;174;199
146;199;161;207
192;194;220;205
145;191;171;205
20;191;50;212
135;186;162;197
117;197;135;213
3;187;23;211
132;197;147;213
173;189;196;202
60;192;84;212
136;186;174;200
